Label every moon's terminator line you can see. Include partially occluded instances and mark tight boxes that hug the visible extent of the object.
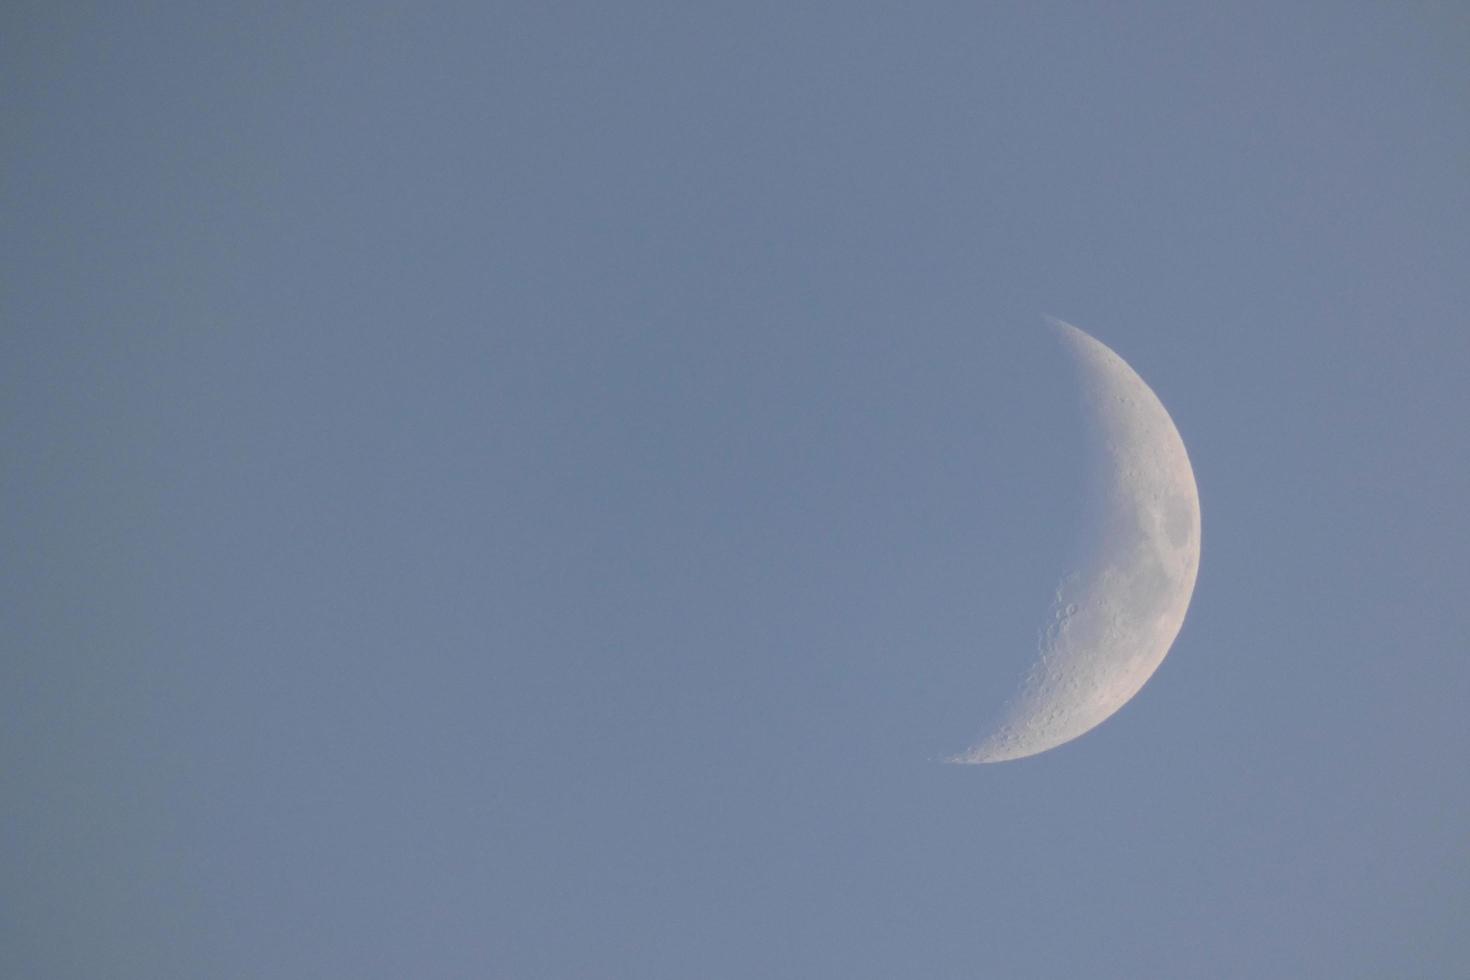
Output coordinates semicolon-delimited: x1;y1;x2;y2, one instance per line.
951;318;1201;764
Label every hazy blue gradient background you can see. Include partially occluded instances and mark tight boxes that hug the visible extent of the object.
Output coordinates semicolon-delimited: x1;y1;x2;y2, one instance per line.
4;3;1467;977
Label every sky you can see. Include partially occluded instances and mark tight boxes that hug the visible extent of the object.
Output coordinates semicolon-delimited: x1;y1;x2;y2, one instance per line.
3;3;1467;977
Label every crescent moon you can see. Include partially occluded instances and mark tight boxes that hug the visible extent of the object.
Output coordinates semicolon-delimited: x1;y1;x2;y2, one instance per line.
951;318;1201;764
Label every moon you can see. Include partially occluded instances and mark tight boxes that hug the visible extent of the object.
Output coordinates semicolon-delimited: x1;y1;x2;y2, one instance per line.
950;318;1201;764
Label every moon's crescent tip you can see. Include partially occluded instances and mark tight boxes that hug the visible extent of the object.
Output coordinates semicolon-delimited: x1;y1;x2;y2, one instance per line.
1040;314;1084;340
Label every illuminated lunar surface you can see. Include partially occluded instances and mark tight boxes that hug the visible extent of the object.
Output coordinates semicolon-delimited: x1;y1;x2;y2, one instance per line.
951;318;1201;764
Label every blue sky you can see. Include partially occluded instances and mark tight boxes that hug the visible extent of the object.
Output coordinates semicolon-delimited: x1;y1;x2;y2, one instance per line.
4;3;1467;977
